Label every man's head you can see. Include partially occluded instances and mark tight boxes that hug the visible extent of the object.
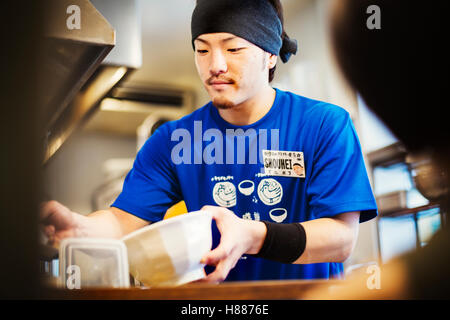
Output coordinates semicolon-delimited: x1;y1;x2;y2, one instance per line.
191;0;297;109
193;32;277;109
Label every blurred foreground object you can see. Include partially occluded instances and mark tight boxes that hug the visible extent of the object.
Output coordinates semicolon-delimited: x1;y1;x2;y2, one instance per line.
325;0;449;299
0;3;44;298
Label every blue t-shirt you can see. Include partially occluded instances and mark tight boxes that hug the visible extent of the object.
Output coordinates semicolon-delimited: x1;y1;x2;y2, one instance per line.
112;88;378;280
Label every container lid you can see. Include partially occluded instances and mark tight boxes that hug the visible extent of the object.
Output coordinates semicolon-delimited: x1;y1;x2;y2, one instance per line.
59;238;129;289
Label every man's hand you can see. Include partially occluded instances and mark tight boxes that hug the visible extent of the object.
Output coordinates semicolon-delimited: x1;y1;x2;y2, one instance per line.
39;200;87;246
40;201;149;245
199;205;266;283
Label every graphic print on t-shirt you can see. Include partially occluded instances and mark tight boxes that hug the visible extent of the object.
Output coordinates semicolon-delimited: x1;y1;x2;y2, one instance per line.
211;174;287;222
269;208;287;222
237;180;255;196
212;180;236;207
257;178;283;205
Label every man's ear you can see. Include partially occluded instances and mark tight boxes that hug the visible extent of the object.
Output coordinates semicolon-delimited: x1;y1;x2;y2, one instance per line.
268;54;278;69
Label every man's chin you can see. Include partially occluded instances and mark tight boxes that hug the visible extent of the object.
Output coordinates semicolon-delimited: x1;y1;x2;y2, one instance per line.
211;96;236;110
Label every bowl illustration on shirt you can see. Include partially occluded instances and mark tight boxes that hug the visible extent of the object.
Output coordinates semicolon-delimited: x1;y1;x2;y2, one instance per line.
238;180;255;196
212;181;236;207
257;178;283;206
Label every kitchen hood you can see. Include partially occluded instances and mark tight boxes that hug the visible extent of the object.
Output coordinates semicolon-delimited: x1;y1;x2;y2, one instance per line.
82;83;195;137
41;0;142;163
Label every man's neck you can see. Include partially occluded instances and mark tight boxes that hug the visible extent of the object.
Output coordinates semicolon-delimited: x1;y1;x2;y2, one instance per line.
217;86;276;126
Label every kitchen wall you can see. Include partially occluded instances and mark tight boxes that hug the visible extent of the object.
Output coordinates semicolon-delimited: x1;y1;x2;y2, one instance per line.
124;0;207;107
43;131;137;215
274;0;358;115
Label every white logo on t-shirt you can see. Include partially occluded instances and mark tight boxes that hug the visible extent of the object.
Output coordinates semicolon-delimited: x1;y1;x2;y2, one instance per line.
212;181;236;207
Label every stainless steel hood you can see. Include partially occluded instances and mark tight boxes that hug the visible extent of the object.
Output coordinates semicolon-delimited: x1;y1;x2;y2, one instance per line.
41;0;142;163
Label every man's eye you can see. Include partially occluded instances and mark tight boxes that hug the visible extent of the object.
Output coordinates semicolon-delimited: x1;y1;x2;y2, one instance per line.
228;48;244;53
196;49;208;54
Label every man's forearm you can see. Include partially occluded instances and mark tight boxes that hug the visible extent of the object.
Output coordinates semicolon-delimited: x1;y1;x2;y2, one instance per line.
246;212;360;264
80;207;149;239
294;212;360;264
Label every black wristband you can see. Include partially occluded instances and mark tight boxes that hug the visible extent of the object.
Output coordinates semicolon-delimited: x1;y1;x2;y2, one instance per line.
251;221;307;264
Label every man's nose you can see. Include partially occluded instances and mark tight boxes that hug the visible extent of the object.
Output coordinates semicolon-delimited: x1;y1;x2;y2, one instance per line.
209;50;228;76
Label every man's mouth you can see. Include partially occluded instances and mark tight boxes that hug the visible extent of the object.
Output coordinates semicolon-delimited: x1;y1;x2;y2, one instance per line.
211;83;231;90
207;77;235;90
211;81;231;85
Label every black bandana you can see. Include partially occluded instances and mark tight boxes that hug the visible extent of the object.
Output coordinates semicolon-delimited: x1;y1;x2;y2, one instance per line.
191;0;298;63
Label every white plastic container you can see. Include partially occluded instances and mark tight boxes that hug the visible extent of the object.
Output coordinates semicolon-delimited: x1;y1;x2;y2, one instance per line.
122;210;212;287
59;238;130;289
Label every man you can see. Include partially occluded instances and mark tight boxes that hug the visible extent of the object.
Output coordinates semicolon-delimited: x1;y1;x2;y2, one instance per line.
41;0;377;283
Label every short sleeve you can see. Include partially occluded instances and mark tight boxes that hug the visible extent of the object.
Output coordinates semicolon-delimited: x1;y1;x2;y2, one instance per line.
111;124;182;222
307;106;377;223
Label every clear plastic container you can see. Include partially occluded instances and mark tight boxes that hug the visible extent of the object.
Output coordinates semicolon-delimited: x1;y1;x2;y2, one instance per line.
59;238;130;289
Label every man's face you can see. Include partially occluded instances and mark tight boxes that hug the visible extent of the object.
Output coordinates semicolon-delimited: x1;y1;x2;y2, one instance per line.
293;164;304;176
194;32;276;109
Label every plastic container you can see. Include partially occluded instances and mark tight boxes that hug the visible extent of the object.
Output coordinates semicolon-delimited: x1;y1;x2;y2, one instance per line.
59;238;130;289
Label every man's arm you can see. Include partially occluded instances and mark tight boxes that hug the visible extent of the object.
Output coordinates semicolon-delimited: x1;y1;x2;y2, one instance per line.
40;201;149;245
85;207;150;238
200;206;360;282
294;211;360;264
